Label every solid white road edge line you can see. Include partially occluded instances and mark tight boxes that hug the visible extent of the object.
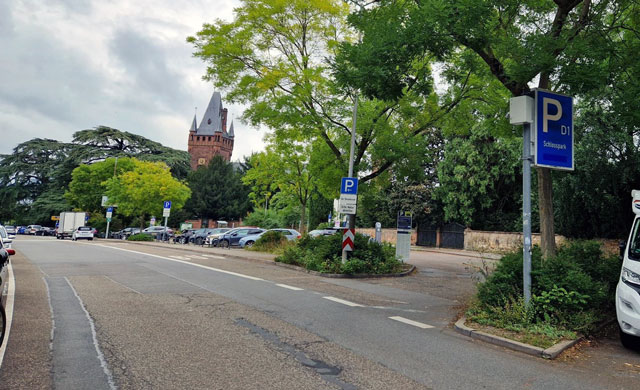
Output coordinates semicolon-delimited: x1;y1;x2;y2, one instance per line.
323;296;365;307
0;263;15;369
202;254;226;259
389;316;434;329
64;277;117;390
275;283;304;291
96;244;264;281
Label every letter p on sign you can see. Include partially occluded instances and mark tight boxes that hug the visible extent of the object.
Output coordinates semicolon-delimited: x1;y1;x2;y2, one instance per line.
543;97;562;133
340;177;358;195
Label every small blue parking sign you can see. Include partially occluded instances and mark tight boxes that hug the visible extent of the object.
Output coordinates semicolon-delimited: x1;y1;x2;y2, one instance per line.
163;201;172;209
107;207;113;213
340;177;358;195
533;89;574;170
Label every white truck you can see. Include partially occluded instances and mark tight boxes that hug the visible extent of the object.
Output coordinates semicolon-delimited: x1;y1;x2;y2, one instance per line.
616;190;640;349
56;212;87;240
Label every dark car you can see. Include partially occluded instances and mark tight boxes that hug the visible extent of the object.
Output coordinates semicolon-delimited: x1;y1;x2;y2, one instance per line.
142;226;174;241
217;228;266;248
113;227;141;240
190;228;223;246
174;229;196;244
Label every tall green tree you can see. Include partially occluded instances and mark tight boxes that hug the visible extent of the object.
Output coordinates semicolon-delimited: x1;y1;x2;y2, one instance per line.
66;157;137;212
337;0;635;257
104;159;191;228
184;156;250;222
188;0;469;198
243;139;316;232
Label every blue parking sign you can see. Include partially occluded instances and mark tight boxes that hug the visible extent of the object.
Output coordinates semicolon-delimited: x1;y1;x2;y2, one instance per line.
533;90;574;170
340;177;358;195
163;201;172;209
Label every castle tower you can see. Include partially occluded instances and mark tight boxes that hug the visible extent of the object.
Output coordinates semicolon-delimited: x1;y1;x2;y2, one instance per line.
187;92;235;170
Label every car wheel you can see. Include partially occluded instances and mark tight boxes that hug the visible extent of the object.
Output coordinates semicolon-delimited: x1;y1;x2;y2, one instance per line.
89;238;93;241
220;240;229;248
195;237;203;246
245;241;255;248
620;327;640;350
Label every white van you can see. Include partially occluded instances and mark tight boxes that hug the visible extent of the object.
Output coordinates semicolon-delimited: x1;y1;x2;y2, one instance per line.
616;190;640;348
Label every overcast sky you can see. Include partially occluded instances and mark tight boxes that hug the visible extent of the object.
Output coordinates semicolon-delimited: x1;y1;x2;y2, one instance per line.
0;0;266;161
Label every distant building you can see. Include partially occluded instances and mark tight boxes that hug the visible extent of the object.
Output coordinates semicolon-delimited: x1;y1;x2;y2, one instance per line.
187;92;235;170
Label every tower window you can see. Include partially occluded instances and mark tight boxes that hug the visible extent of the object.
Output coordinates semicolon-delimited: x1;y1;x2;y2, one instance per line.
208;136;212;141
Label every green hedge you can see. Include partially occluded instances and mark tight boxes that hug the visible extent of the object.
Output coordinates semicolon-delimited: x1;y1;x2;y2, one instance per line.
250;230;289;253
470;240;620;336
276;232;402;274
127;233;154;242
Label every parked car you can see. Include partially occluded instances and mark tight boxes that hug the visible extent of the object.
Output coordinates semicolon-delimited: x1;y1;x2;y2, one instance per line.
142;226;174;240
238;228;301;248
308;227;342;237
27;225;43;235
216;228;266;248
72;226;94;241
112;227;141;240
174;229;197;244
4;226;16;235
204;228;232;246
38;227;56;236
191;228;227;246
0;226;13;249
1;235;16;347
16;226;27;234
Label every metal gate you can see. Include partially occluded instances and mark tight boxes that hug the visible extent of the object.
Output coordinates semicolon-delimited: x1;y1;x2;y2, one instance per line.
417;228;437;247
441;222;465;249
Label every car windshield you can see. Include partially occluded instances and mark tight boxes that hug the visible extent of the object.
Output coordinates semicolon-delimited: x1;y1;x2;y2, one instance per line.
628;218;640;261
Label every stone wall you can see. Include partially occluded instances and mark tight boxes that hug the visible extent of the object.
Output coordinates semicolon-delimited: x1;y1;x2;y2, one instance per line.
464;229;620;255
356;228;417;245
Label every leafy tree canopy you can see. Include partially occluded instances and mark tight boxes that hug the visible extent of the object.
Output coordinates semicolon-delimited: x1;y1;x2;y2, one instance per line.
104;159;191;227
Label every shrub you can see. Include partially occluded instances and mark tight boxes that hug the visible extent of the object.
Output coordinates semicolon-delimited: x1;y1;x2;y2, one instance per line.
275;232;402;274
251;230;290;253
127;233;154;241
471;240;620;337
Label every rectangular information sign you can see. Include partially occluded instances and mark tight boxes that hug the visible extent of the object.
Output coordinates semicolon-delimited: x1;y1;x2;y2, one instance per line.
533;89;574;170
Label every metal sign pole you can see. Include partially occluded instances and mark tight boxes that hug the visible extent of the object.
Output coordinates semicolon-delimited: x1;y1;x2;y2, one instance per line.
342;95;358;264
105;220;110;240
523;123;532;305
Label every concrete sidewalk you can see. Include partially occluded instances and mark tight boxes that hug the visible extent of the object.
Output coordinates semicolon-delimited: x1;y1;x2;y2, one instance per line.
410;246;503;260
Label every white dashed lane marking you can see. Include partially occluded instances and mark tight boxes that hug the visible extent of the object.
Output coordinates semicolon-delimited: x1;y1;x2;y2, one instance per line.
323;296;365;307
389;316;434;329
275;283;304;291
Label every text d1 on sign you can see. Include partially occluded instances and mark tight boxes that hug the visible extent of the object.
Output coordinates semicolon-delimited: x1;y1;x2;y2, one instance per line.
533;89;574;170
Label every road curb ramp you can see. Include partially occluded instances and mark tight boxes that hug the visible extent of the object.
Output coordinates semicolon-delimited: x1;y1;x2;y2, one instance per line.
454;316;583;359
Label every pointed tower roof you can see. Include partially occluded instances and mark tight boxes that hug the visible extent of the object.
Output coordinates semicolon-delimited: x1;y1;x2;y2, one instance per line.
189;114;197;131
197;91;223;135
227;120;235;137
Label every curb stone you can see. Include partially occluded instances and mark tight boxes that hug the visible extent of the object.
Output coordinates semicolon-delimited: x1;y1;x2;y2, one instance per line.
109;239;416;278
454;316;582;359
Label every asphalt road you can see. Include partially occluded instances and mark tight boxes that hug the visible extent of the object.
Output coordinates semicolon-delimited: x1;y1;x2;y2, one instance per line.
1;237;639;389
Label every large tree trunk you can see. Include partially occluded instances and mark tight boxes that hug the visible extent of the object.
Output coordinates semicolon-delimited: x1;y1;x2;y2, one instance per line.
299;203;306;234
537;167;556;258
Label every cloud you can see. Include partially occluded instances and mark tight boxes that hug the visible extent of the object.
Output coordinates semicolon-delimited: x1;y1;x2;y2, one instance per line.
0;0;266;162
